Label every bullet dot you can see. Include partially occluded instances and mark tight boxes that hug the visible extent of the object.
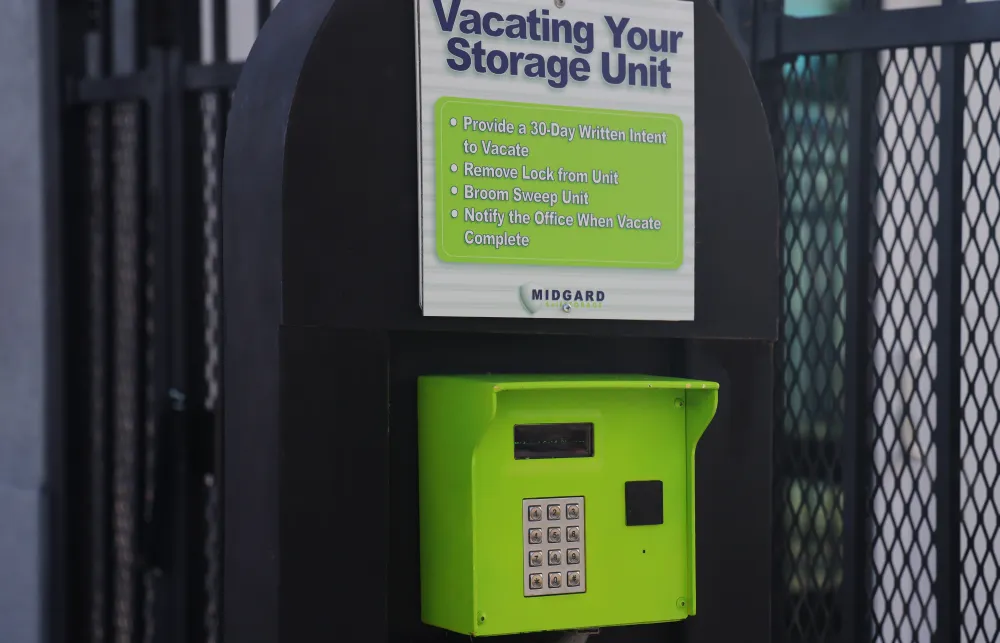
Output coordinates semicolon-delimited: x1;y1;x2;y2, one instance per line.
450;209;458;218
450;118;457;126
450;186;458;195
450;164;458;172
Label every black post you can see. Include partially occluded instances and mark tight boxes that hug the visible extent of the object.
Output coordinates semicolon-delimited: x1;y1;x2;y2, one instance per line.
841;4;877;640
258;0;272;31
932;31;966;643
41;0;94;641
224;3;779;643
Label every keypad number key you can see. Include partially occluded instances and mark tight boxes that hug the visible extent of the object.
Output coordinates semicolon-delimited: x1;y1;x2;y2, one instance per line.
547;504;562;520
566;548;581;565
566;571;581;587
548;572;563;588
527;505;543;522
547;527;562;543
548;549;562;566
529;574;544;590
566;526;580;542
528;528;543;544
566;503;580;520
528;550;543;567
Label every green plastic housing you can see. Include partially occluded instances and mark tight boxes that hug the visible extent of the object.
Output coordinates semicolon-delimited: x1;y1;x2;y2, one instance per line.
417;375;720;636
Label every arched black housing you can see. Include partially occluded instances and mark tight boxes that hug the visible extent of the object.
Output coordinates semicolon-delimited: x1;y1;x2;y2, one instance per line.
222;0;778;641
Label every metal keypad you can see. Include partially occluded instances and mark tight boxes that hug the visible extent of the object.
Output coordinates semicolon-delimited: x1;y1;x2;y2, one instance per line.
522;496;586;596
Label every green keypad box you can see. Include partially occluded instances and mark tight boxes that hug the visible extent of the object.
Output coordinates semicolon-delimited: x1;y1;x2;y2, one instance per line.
417;375;719;636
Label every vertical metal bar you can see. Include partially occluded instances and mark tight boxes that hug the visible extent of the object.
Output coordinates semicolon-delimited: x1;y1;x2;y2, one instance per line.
841;12;877;642
746;0;785;640
143;45;171;643
213;0;228;62
109;0;145;635
84;4;117;640
258;0;272;32
165;2;209;641
208;0;230;621
41;0;91;641
762;58;788;643
932;39;965;643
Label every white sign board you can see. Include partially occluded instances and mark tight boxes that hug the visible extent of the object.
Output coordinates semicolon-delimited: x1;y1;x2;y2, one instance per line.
416;0;696;320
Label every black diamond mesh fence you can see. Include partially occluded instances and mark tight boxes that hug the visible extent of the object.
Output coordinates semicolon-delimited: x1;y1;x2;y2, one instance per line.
869;45;940;643
959;42;1000;643
775;38;1000;643
775;52;849;643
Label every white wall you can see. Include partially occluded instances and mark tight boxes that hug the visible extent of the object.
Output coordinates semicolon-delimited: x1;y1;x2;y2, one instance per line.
0;0;45;640
200;0;281;63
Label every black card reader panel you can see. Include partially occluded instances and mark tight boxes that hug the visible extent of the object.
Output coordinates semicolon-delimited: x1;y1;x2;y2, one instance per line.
514;423;594;460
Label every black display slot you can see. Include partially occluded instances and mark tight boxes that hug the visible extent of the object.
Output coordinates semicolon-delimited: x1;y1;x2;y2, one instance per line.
514;423;594;460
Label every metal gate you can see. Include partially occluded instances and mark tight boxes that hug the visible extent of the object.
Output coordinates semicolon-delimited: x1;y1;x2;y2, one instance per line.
46;0;259;641
759;2;1000;642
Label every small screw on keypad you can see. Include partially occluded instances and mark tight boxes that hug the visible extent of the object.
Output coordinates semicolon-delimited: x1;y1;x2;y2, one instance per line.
567;548;581;564
528;505;543;521
528;551;543;567
567;571;581;587
548;549;562;565
547;504;562;520
528;528;542;544
566;526;580;542
548;572;562;588
529;574;543;589
566;504;580;519
547;527;562;543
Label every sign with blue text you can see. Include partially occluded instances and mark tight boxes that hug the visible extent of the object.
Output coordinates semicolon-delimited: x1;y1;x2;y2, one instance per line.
415;0;696;321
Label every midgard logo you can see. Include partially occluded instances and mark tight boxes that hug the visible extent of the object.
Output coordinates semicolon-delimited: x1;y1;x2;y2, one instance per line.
518;282;606;314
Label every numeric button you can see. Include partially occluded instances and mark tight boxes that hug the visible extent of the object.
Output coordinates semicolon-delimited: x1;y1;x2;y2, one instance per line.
547;527;562;543
528;505;542;521
566;504;580;519
528;528;542;544
548;549;562;565
548;572;562;588
547;504;562;520
567;548;581;564
528;550;543;567
566;526;580;542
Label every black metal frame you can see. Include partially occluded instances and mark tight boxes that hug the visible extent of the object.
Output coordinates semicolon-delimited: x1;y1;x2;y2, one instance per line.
756;2;1000;61
41;0;265;642
758;2;1000;643
221;2;778;643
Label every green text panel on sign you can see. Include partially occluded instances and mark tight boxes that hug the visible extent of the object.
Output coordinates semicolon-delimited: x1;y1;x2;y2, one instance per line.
435;97;684;270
